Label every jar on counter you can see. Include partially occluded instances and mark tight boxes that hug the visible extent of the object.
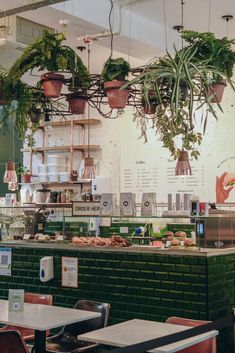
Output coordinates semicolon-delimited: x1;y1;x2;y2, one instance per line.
61;190;66;203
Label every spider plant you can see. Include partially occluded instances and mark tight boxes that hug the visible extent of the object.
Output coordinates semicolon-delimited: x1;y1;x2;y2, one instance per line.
125;45;227;158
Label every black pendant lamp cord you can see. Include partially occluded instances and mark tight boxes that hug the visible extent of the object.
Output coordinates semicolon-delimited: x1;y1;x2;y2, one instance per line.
181;0;185;49
109;0;114;58
162;0;168;52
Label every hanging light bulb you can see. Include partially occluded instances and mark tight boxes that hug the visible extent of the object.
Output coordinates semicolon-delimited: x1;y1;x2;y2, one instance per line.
175;150;192;176
3;160;18;183
83;157;95;180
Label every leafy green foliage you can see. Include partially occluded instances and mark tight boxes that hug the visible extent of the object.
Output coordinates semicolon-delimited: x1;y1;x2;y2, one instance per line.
16;165;30;175
0;31;90;142
125;41;232;158
181;30;235;80
8;31;91;86
101;57;130;82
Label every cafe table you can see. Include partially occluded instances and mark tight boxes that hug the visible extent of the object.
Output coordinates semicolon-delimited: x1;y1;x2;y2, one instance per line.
78;318;218;353
0;299;101;353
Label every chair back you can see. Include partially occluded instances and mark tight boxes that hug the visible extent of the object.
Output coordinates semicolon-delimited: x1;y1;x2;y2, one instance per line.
166;317;216;353
25;292;53;305
0;330;30;353
62;300;110;338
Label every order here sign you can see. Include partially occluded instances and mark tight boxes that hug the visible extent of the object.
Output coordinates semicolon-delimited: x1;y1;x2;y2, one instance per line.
72;202;101;216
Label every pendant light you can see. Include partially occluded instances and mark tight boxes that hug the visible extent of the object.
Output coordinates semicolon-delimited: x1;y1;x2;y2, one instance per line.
83;156;95;179
3;115;18;189
3;160;17;184
175;150;192;176
82;38;95;180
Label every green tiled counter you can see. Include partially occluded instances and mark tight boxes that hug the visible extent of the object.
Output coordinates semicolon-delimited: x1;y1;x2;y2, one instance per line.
0;243;234;353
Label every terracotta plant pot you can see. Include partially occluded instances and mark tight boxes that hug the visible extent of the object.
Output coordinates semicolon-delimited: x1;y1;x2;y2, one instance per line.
144;104;157;115
179;81;189;101
29;109;41;123
207;79;227;103
104;80;129;109
0;89;6;105
22;174;31;183
143;90;157;114
67;96;86;115
41;72;64;98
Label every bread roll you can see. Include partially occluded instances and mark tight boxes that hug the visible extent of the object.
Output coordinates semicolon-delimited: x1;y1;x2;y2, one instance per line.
163;231;174;237
171;238;180;246
184;238;196;246
175;231;187;237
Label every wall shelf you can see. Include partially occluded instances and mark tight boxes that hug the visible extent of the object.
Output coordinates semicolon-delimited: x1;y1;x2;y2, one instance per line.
19;179;91;186
22;145;100;153
39;118;101;128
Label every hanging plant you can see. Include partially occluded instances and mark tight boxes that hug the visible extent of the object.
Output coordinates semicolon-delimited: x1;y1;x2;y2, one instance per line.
8;31;90;99
101;57;130;109
125;42;233;159
181;30;235;102
66;65;92;115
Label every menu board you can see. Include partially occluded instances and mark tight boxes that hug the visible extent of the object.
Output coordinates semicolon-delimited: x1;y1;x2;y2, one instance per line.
119;95;235;204
120;158;207;203
121;161;158;202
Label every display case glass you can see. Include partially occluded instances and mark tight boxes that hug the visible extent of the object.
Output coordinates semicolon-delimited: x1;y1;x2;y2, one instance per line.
0;203;235;249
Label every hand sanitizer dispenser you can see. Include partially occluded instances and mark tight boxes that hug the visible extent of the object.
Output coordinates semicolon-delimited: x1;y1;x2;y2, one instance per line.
40;256;54;282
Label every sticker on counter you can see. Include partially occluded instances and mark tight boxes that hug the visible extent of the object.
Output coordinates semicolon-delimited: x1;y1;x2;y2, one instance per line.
61;257;78;288
0;248;12;276
8;289;24;312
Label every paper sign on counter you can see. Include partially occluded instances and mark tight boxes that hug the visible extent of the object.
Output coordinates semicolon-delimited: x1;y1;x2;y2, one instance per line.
62;257;78;288
0;248;12;276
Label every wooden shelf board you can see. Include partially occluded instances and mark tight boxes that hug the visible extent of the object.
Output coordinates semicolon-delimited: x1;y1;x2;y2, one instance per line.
39;118;100;128
19;179;91;186
21;145;100;153
74;119;101;126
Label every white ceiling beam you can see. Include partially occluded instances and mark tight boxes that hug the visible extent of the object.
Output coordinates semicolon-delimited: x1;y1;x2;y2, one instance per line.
0;0;69;18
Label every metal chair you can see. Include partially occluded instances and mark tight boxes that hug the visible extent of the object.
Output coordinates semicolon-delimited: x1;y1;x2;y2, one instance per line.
0;330;30;353
166;317;217;353
0;292;53;340
46;299;111;353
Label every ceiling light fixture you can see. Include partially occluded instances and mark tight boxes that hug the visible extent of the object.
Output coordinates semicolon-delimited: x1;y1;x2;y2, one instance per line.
81;39;96;181
175;150;192;176
3;160;18;184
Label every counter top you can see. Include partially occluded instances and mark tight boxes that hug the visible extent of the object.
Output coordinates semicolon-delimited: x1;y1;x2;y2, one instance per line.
0;240;235;256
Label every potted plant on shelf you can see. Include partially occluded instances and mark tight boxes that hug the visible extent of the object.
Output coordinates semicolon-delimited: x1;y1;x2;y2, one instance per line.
181;30;235;102
101;57;130;109
16;165;31;183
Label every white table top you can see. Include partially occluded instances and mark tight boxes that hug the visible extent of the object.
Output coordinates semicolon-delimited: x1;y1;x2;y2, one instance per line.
78;319;218;353
0;299;101;331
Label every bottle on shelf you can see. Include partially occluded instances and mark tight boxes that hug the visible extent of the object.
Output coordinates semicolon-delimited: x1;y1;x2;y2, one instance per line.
57;192;61;203
61;190;66;203
2;224;8;241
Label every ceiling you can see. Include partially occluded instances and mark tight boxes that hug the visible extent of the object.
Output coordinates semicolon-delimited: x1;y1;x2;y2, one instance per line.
0;0;234;64
130;0;235;38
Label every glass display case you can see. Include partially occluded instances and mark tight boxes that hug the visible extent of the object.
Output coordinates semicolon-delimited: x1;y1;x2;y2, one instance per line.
0;203;235;249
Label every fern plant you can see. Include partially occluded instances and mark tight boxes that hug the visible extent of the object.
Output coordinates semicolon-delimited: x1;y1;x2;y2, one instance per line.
181;30;235;82
125;44;228;158
8;31;91;84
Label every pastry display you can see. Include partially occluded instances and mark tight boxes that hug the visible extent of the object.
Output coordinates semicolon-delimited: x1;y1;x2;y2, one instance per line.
175;231;187;237
71;235;130;247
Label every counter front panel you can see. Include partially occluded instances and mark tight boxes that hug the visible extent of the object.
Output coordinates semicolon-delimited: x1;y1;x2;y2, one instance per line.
0;245;233;353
